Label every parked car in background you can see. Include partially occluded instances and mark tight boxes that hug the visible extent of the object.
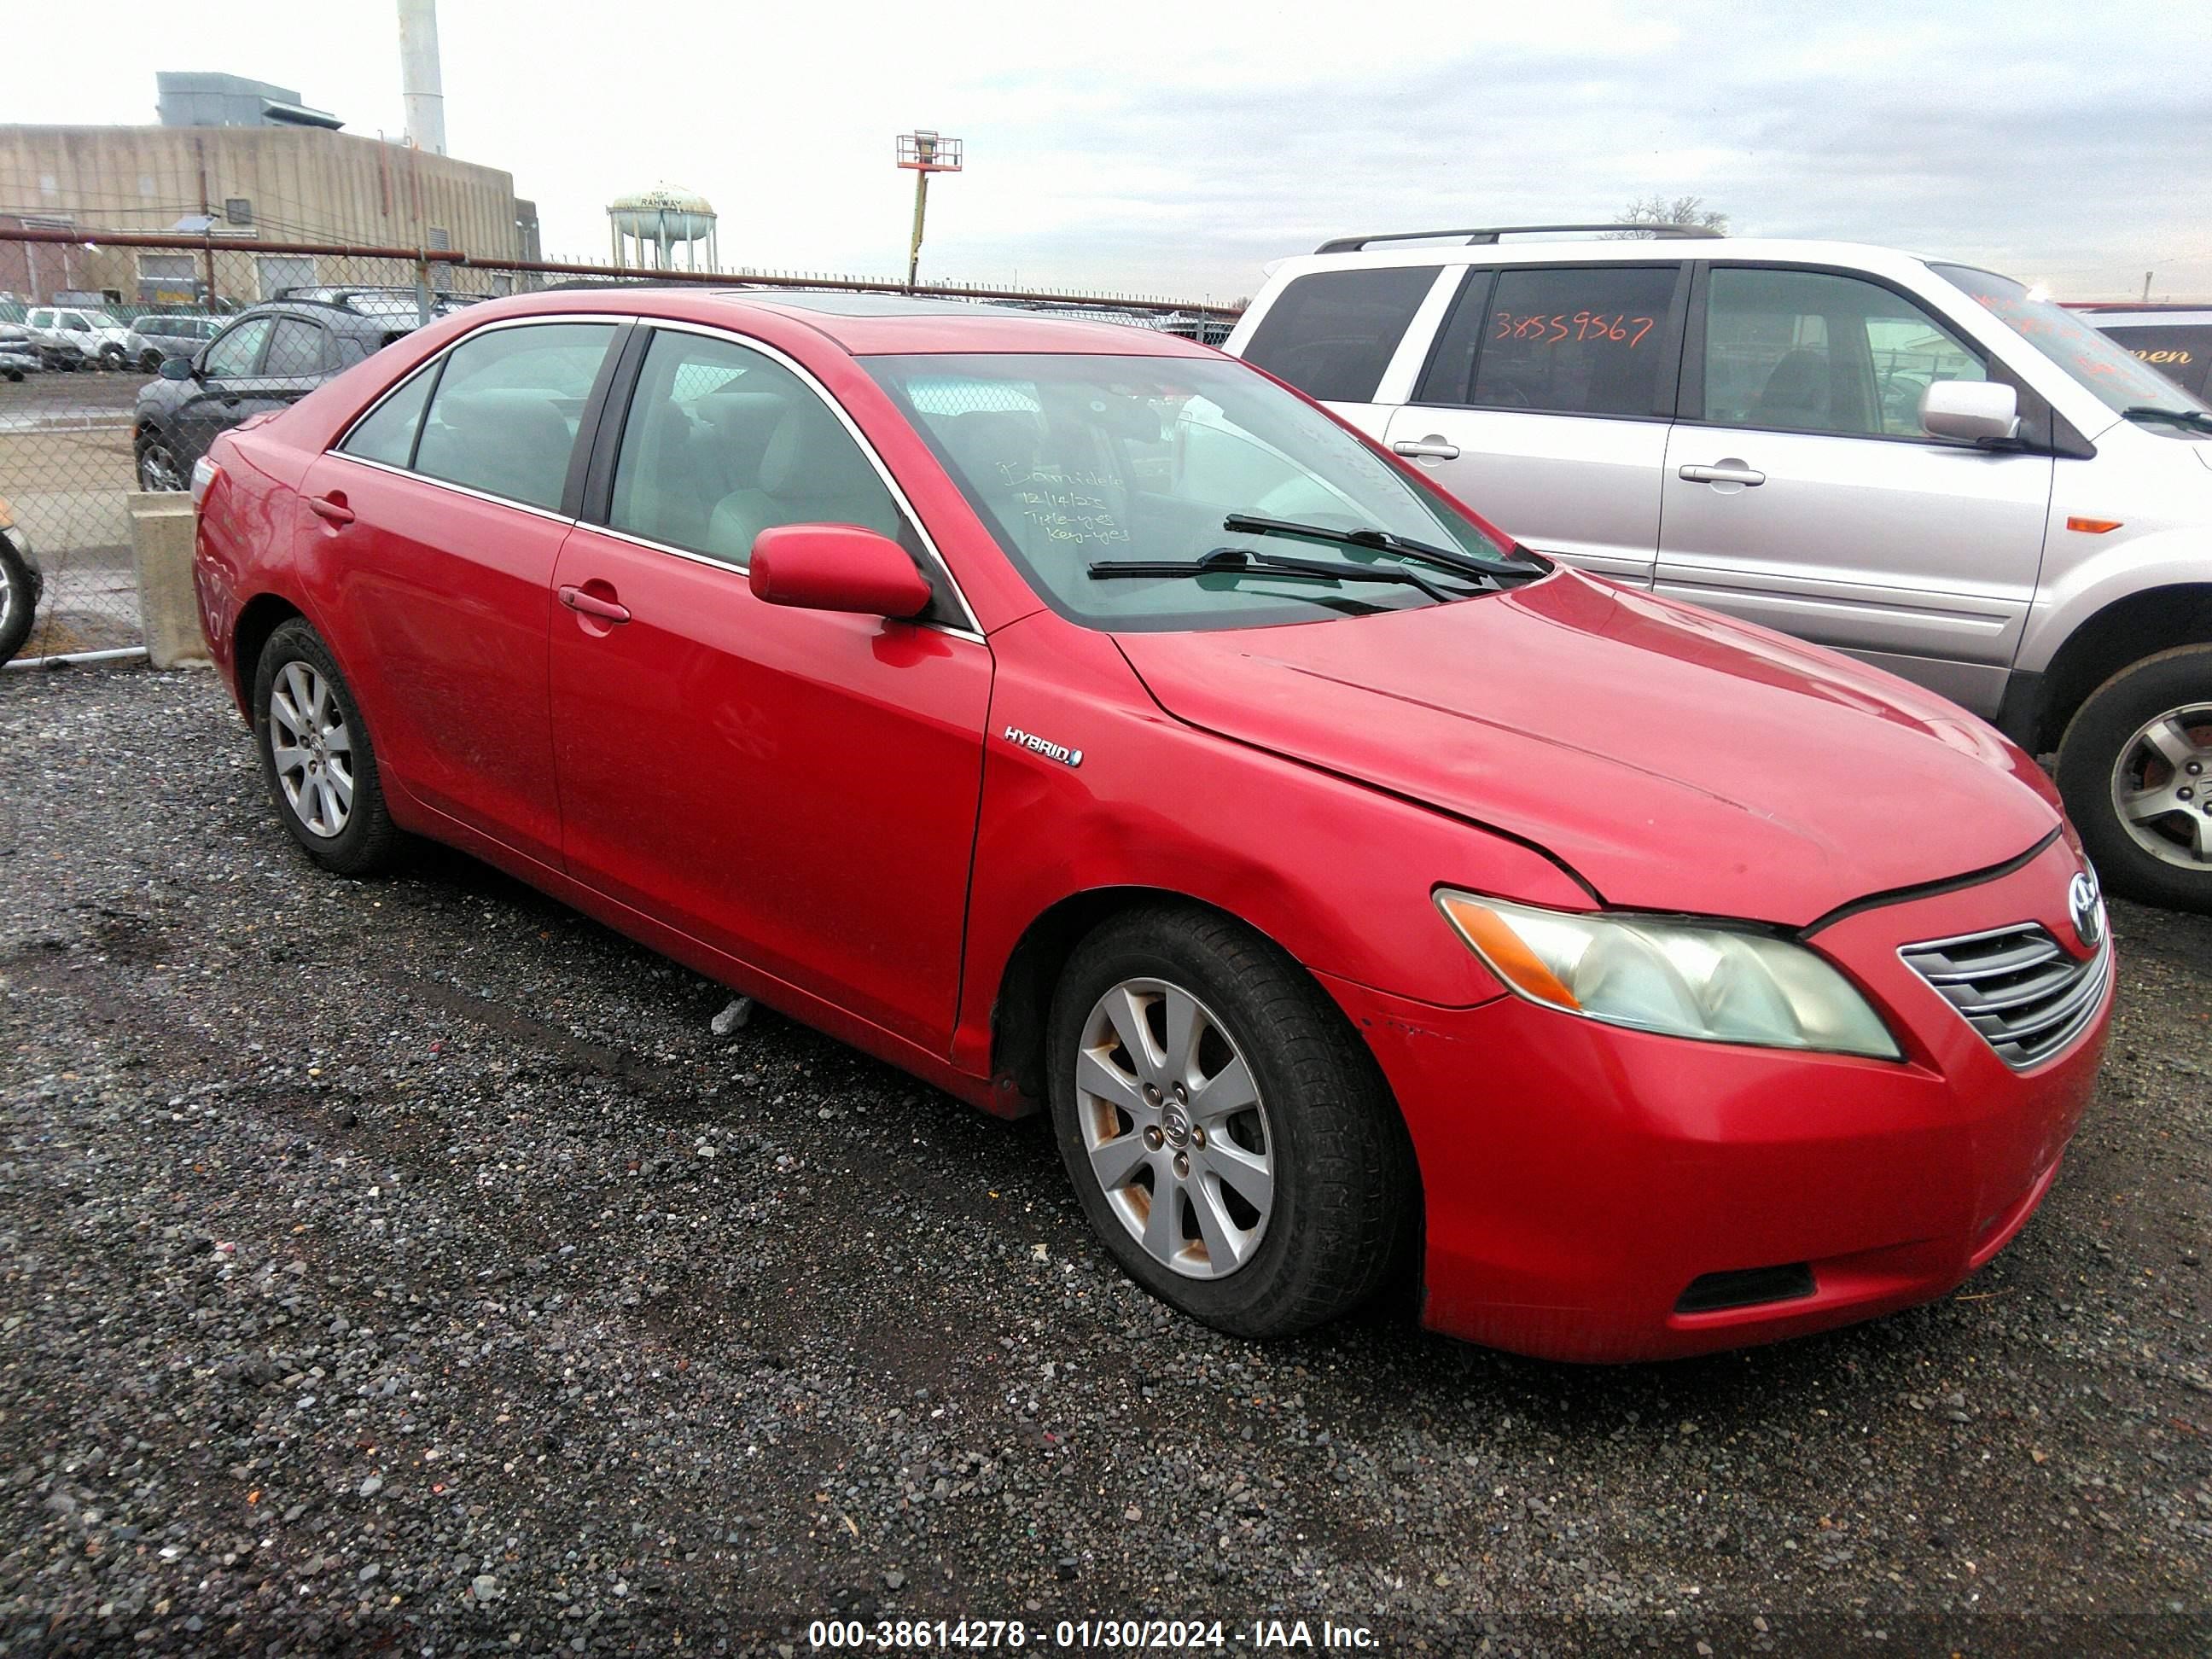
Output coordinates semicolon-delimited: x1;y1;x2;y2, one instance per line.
129;313;226;374
134;299;411;492
22;306;151;370
0;494;42;663
2083;308;2212;403
190;288;2110;1361
0;324;41;381
1225;225;2212;912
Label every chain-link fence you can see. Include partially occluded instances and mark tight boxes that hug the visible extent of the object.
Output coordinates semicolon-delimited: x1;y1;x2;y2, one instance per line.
1;228;1239;663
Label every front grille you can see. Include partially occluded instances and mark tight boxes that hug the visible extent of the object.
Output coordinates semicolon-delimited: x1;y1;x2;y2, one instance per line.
1900;922;2109;1070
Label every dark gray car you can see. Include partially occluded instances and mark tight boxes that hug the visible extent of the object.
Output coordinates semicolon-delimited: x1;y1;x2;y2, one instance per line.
132;300;406;491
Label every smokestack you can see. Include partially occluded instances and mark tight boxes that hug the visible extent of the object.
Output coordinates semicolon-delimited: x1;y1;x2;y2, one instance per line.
398;0;446;155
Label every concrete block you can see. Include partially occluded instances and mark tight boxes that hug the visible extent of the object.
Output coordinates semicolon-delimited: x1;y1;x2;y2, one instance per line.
128;492;209;669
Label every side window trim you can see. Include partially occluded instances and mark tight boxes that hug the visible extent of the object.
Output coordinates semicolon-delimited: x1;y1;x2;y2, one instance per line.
1411;266;1496;405
1674;259;2051;452
575;317;983;637
1372;267;1475;406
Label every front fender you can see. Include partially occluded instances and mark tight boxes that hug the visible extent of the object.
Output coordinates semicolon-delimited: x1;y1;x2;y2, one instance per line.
952;614;1593;1081
2019;527;2212;674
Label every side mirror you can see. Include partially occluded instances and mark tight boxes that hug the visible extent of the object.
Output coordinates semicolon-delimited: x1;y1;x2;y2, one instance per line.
158;356;195;381
1921;380;2020;444
748;524;932;619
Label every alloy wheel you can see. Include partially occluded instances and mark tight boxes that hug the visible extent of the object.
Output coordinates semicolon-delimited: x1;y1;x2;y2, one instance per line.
269;661;355;838
137;441;184;492
2110;702;2212;870
1074;977;1275;1279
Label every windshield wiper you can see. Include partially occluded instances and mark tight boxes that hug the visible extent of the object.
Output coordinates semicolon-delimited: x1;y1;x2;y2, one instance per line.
1223;513;1545;582
2121;405;2212;432
1088;545;1462;604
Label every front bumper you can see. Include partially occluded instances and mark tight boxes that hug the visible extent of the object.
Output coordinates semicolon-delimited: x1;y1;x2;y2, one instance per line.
1326;835;2110;1363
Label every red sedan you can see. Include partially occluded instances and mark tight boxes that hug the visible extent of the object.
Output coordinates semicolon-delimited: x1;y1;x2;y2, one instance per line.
190;289;2112;1362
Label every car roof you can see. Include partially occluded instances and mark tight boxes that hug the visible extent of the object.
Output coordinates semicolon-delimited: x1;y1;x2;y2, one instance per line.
232;299;399;335
460;286;1219;358
2083;309;2212;329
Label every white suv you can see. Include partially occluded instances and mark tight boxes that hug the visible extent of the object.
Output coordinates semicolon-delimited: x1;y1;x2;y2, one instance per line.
1224;224;2212;912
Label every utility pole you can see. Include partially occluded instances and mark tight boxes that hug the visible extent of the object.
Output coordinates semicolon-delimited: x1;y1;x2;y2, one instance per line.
895;131;963;290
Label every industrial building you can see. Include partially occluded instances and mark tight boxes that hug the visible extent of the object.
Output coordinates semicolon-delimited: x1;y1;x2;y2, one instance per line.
0;64;537;310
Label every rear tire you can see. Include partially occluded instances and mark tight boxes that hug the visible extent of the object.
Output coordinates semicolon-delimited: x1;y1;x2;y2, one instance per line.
2056;644;2212;913
1045;905;1416;1339
252;620;399;876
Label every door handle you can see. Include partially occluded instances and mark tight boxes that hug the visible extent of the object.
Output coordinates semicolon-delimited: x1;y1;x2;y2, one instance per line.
558;584;631;625
1679;463;1766;486
306;493;354;525
1393;437;1461;461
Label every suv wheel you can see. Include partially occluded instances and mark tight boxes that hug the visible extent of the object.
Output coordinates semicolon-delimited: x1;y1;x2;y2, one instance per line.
252;620;399;876
1045;905;1415;1338
138;349;163;374
98;344;125;371
136;434;186;492
2057;644;2212;913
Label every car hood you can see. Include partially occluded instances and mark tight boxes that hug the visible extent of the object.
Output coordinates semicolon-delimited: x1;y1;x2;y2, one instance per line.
1112;572;2064;926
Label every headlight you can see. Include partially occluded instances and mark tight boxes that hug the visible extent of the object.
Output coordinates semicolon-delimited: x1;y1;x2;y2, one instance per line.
1435;890;1901;1059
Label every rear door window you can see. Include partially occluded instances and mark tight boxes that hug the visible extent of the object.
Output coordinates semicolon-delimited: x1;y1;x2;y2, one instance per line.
339;364;439;468
1454;265;1682;418
412;322;617;511
265;317;332;378
1241;266;1440;403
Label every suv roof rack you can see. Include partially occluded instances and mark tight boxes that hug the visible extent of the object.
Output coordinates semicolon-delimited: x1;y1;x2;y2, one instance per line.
1313;223;1726;254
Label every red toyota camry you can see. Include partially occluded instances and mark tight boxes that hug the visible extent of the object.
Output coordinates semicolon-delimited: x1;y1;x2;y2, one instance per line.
191;289;2111;1362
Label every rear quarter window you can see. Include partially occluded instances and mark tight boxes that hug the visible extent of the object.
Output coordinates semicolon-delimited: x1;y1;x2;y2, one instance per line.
1241;266;1439;404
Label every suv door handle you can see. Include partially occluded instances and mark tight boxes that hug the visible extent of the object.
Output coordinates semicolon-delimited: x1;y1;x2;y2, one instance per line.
1393;437;1461;461
558;584;632;625
1679;463;1767;486
306;493;354;525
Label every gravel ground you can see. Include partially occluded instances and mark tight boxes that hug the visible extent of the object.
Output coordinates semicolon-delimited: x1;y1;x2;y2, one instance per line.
0;662;2206;1658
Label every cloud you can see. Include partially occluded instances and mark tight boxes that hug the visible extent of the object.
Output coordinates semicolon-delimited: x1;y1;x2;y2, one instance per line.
16;0;2212;302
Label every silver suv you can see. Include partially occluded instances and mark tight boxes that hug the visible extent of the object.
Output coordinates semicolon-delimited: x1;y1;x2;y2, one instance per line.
1225;224;2212;912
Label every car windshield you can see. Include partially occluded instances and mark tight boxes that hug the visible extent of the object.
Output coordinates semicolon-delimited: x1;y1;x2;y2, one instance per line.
1934;263;2212;433
865;352;1524;631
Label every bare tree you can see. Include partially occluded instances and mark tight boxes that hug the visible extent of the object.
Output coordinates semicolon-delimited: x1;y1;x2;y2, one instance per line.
1605;195;1731;238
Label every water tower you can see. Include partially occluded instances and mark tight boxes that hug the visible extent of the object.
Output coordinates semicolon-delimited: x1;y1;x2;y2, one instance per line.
607;185;719;272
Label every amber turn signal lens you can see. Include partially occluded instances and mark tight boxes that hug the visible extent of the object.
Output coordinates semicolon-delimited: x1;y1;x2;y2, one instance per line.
2064;516;2122;534
1435;894;1582;1010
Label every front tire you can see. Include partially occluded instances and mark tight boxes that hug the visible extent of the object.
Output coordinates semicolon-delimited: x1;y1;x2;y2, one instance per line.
1045;905;1415;1339
99;346;125;371
2056;644;2212;912
139;350;163;374
252;620;398;876
0;537;37;664
136;432;186;492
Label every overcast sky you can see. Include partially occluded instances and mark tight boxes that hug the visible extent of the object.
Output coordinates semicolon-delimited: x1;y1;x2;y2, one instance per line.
19;0;2211;305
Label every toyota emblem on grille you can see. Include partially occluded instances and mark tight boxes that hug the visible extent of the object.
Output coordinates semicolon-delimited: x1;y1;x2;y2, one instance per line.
2068;870;2104;951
